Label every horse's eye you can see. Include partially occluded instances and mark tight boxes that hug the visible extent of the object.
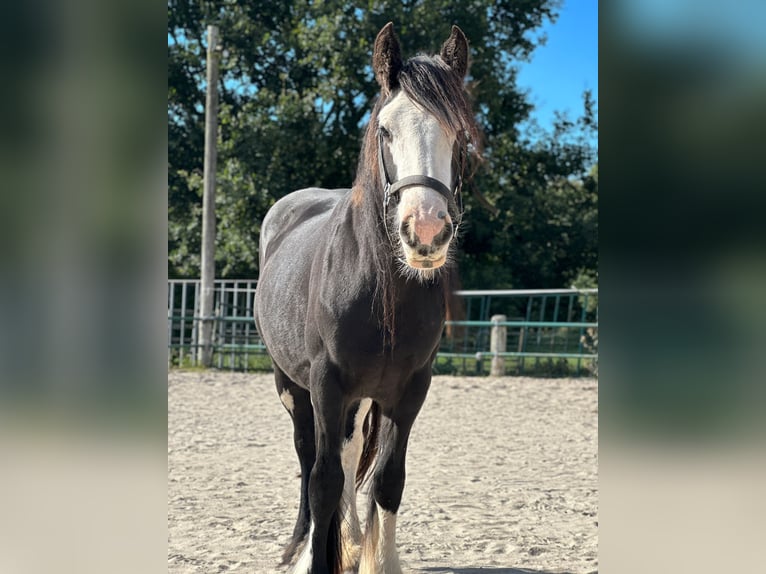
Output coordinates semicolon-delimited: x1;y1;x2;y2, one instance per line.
378;126;392;140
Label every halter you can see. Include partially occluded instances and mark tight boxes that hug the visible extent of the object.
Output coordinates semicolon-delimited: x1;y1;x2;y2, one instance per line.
377;129;465;246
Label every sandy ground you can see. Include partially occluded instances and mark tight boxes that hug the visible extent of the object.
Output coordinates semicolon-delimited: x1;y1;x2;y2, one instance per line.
168;371;598;574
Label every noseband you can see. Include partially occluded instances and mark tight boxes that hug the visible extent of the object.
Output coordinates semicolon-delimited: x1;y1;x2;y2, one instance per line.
377;130;465;244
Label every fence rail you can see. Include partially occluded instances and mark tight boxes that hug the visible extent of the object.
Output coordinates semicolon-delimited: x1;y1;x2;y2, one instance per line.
168;281;597;376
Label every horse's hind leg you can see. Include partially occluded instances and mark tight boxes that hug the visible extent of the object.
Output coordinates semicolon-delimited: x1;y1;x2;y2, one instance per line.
359;370;431;574
274;367;316;566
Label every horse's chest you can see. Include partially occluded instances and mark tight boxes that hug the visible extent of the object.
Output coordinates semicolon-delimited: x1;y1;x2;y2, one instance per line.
320;295;444;379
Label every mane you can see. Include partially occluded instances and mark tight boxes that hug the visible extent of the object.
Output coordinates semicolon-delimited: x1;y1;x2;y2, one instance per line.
350;53;479;348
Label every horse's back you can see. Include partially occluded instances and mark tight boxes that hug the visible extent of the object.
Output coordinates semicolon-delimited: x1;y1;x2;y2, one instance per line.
255;187;349;386
259;187;348;266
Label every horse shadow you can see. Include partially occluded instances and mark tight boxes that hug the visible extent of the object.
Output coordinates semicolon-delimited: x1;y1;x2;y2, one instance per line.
418;568;596;574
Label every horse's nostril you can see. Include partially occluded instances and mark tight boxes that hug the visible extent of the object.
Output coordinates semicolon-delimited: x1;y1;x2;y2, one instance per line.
399;219;418;248
432;220;454;246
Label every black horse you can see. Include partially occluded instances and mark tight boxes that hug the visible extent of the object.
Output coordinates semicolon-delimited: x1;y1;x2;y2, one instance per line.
254;23;479;574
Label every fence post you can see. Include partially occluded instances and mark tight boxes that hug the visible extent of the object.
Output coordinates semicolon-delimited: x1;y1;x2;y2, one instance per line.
490;314;507;376
198;25;220;367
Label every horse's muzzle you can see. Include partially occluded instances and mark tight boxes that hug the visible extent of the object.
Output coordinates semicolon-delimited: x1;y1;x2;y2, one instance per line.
398;214;452;269
400;214;453;247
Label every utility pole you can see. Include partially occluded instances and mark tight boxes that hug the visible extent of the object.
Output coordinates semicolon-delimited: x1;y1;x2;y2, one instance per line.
199;25;219;367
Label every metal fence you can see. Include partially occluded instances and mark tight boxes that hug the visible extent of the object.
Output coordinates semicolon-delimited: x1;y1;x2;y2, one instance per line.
436;288;598;376
167;279;264;370
168;280;597;376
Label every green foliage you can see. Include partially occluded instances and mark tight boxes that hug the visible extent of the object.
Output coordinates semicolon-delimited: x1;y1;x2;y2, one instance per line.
168;0;597;288
460;93;598;288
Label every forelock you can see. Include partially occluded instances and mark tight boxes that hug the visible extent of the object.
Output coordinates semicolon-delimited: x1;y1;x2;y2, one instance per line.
397;55;477;143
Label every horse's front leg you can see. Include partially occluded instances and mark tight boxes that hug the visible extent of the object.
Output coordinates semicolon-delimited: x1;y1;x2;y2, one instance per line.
274;367;316;566
338;398;372;570
292;359;346;574
359;369;432;574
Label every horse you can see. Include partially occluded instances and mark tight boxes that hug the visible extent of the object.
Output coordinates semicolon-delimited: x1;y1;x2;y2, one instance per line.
254;22;479;574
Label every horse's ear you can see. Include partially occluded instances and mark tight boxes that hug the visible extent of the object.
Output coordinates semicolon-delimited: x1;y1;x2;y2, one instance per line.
373;22;402;94
440;25;469;79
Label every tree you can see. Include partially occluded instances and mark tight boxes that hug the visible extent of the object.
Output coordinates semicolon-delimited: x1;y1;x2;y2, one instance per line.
461;91;598;288
168;0;597;288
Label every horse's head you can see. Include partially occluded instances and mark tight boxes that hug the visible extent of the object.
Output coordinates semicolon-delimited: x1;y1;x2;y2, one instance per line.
371;23;476;278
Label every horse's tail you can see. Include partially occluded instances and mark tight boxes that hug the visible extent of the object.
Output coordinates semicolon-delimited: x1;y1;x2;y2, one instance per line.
356;401;381;489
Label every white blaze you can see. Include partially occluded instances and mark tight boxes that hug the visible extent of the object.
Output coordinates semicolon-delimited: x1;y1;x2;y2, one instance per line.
377;92;453;188
377;91;454;270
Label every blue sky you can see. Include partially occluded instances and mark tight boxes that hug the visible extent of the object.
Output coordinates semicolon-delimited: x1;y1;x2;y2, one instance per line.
516;0;598;133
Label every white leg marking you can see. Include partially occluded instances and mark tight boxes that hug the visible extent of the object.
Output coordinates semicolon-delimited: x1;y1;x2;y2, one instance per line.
339;398;372;570
359;504;402;574
292;522;314;574
280;389;295;415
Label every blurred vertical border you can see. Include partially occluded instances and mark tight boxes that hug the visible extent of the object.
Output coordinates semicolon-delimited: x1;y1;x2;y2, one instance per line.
601;0;766;572
0;0;166;572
